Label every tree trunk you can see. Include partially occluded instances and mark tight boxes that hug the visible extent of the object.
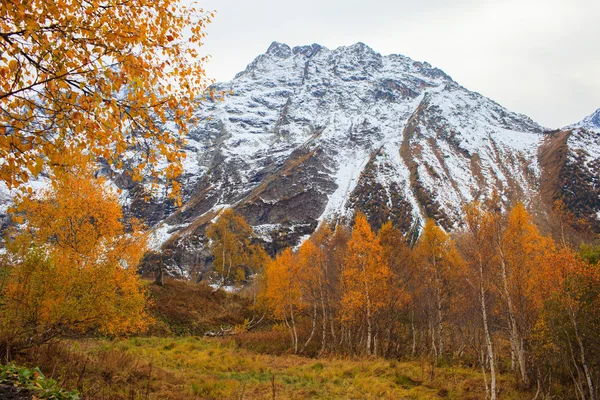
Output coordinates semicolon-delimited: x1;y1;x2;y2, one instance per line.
411;309;417;357
290;306;298;354
155;256;164;286
430;320;438;360
211;245;229;293
302;296;318;353
362;260;373;356
284;315;294;351
480;349;490;400
566;328;587;400
435;272;444;358
499;253;529;387
570;306;595;400
319;279;327;355
480;258;497;400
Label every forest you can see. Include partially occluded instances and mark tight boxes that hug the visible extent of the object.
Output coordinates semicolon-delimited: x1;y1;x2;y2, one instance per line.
206;201;600;400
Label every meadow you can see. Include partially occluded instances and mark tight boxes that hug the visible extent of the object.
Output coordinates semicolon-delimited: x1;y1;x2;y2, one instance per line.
20;336;528;400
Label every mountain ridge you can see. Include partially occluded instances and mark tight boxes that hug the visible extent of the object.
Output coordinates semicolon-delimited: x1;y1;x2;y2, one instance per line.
130;41;599;278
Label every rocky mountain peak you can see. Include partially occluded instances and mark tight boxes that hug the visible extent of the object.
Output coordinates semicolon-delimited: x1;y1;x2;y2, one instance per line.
265;41;293;59
292;43;325;58
566;108;600;132
582;108;600;130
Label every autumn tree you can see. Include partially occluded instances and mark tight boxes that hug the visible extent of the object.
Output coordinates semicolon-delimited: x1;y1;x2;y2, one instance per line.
329;223;350;346
377;221;413;357
533;247;600;399
309;223;341;354
0;164;149;352
0;0;214;196
495;203;552;387
244;242;270;308
414;219;465;360
460;202;499;400
342;212;391;355
263;249;305;353
206;209;260;292
297;239;321;352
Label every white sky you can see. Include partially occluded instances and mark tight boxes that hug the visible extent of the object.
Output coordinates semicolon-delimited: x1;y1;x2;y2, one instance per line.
197;0;599;128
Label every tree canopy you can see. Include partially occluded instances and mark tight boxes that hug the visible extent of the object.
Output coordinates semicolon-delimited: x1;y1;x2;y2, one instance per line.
0;0;213;195
0;164;149;350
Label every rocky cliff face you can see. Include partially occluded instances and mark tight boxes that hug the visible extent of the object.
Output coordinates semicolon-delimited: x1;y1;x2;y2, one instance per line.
556;110;600;231
128;42;599;278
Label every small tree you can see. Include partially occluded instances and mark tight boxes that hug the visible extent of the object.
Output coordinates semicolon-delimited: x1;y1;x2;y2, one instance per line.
414;219;465;360
377;221;412;357
0;165;149;353
206;209;256;291
263;249;305;353
461;202;499;399
496;203;551;387
342;212;390;355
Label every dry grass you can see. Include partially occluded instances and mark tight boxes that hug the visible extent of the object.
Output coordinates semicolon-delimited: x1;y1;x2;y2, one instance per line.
146;279;253;336
18;336;532;399
9;281;536;399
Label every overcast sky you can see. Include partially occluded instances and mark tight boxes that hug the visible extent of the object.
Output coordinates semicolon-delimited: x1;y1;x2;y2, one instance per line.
198;0;599;128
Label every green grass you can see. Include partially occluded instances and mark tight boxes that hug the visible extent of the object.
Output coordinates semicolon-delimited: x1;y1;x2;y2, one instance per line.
27;336;531;399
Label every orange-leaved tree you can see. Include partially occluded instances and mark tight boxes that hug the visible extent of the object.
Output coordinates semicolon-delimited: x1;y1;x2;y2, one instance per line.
263;248;305;353
308;223;339;354
0;0;214;196
377;221;412;357
297;239;321;352
0;164;150;352
495;203;552;387
461;202;499;399
533;246;600;399
206;209;258;291
414;218;465;360
342;212;390;355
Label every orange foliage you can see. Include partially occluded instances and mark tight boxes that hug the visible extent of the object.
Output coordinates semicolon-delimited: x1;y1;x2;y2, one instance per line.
206;209;257;288
263;249;305;321
341;213;390;321
377;221;412;310
256;203;600;394
0;0;215;196
500;203;554;321
0;164;149;347
414;219;465;357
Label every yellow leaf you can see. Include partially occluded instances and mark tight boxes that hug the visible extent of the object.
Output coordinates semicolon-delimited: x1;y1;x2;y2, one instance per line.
8;59;18;72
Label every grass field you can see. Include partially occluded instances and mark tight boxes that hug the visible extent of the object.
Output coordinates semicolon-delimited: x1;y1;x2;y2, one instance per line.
5;281;537;399
20;336;533;400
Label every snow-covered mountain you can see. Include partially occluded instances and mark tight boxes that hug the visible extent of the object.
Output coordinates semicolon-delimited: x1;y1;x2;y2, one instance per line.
568;109;600;132
125;42;598;277
545;109;600;235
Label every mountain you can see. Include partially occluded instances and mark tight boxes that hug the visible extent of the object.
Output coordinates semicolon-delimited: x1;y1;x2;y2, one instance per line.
123;42;599;278
542;109;600;237
568;109;600;132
